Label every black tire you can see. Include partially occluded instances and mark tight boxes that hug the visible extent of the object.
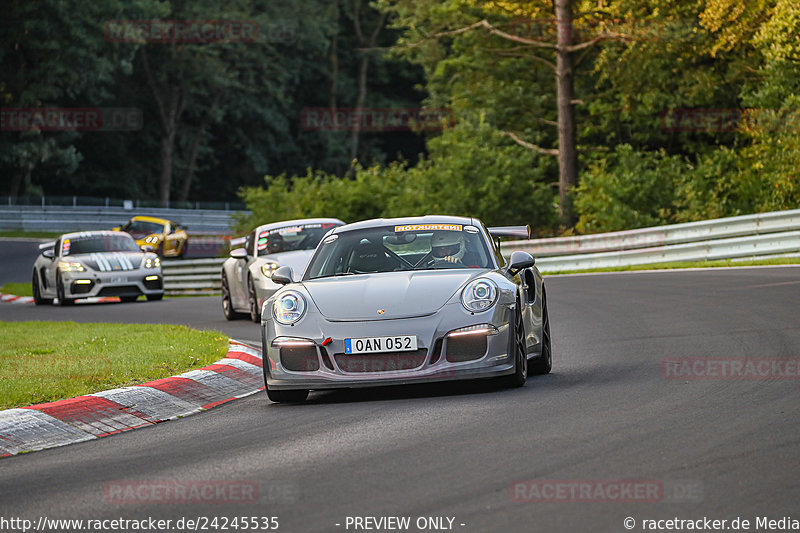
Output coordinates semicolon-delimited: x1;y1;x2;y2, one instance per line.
265;386;309;403
221;273;244;320
529;289;552;376
121;295;139;303
56;274;74;306
146;293;164;301
248;276;261;323
32;271;53;305
500;300;527;388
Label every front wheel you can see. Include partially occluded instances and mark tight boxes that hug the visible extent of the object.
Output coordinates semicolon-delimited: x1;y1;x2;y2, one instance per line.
500;301;527;388
248;276;261;323
528;289;552;376
56;274;74;306
32;271;53;305
146;293;164;301
221;273;244;320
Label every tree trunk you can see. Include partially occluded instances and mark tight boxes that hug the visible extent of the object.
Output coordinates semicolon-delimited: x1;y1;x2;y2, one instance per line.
178;93;221;203
141;47;184;208
9;168;25;200
158;130;175;207
349;53;369;165
555;0;578;226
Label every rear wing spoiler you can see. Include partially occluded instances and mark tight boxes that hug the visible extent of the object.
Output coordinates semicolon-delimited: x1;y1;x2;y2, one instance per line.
488;226;532;240
39;241;55;250
230;236;246;248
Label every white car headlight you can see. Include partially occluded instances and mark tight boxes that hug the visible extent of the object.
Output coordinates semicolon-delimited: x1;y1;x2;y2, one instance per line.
461;278;498;312
261;261;280;278
144;256;161;269
58;261;85;272
273;290;306;325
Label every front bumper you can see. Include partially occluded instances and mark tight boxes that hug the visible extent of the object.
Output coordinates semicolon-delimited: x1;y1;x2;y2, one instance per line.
62;270;164;299
262;301;516;390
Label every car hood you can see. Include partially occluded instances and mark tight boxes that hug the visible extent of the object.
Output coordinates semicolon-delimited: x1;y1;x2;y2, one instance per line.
301;270;485;321
71;252;143;271
258;250;315;277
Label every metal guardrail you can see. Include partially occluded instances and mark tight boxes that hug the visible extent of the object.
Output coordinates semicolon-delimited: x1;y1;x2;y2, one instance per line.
501;209;800;272
161;258;225;294
160;209;800;292
0;205;248;235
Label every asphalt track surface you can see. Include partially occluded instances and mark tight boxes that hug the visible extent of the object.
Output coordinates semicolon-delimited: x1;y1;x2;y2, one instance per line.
1;262;799;533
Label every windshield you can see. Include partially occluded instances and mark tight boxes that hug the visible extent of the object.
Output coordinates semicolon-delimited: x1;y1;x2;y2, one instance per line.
63;234;141;255
257;222;341;256
123;220;164;234
305;224;493;279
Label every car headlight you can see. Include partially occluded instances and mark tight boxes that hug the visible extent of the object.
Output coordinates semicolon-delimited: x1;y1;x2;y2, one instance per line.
461;278;498;312
261;262;280;278
145;235;160;244
273;290;306;325
144;256;161;269
58;261;85;273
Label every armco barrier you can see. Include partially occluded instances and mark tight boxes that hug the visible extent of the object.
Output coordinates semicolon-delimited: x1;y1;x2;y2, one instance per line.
161;258;225;294
501;209;800;272
502;209;800;257
0;205;247;235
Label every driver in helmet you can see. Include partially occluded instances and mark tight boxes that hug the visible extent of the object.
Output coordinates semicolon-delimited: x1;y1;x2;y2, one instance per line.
267;232;284;254
431;231;466;264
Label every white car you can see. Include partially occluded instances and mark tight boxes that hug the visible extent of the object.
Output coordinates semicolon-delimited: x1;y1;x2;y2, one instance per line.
221;218;344;322
32;231;164;305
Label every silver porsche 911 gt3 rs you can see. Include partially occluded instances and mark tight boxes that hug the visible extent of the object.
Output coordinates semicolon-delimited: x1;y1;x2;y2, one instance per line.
31;231;164;305
260;215;552;403
221;218;345;322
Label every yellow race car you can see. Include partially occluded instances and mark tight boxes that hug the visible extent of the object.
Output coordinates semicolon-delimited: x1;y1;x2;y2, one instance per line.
114;215;189;258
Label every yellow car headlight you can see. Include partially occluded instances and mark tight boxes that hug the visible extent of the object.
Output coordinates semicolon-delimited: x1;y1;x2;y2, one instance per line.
261;262;280;278
58;261;85;272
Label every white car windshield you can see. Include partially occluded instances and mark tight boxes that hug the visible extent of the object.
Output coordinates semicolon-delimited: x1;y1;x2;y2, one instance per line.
257;222;341;256
63;234;141;255
305;224;493;279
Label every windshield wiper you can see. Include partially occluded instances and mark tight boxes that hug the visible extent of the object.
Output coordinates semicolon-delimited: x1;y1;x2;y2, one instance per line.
311;272;357;279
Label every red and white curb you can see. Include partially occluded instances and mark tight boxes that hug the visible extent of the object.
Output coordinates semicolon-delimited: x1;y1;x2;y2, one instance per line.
0;291;129;305
0;293;34;304
0;340;263;458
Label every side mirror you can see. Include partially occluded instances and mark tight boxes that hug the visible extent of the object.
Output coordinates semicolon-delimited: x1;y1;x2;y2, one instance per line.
230;248;247;259
140;245;155;253
271;265;294;285
42;249;55;260
507;251;535;276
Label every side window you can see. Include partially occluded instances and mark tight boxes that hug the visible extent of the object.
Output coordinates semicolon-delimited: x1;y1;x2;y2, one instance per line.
245;230;256;256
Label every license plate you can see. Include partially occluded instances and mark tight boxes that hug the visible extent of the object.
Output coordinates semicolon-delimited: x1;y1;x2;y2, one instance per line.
110;276;127;284
344;335;417;354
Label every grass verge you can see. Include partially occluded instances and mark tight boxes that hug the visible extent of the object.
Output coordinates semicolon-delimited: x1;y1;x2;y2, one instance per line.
0;322;229;410
1;283;32;297
0;230;62;239
544;257;800;275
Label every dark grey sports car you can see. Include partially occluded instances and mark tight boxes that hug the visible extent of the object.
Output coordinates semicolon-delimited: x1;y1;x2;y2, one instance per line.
260;215;552;403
